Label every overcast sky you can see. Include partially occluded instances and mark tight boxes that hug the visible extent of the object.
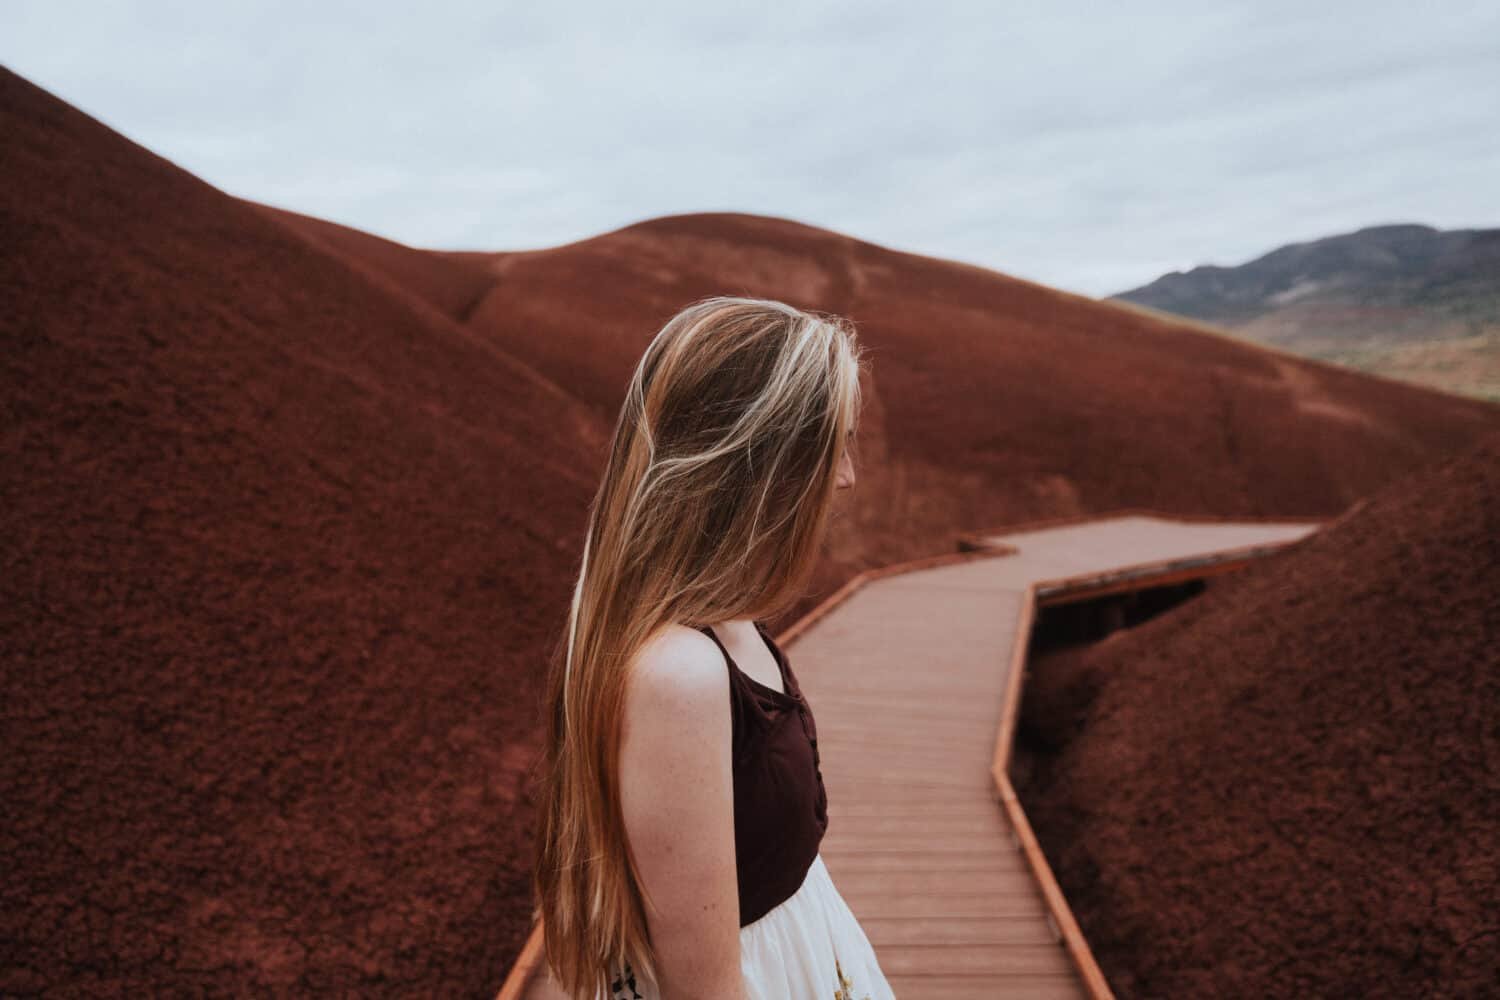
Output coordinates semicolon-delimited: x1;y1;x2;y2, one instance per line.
5;0;1498;298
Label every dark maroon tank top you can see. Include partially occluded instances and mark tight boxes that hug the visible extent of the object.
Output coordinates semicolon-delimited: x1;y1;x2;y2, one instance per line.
696;619;829;926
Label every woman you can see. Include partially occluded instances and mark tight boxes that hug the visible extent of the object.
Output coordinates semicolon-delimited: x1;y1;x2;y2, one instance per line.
532;296;895;999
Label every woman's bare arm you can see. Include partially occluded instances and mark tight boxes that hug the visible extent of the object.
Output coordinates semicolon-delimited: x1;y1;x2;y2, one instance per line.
617;627;745;1000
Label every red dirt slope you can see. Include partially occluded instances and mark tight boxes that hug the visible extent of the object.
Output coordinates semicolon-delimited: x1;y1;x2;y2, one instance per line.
282;206;1500;605
251;204;499;324
1;67;602;995
1016;430;1500;998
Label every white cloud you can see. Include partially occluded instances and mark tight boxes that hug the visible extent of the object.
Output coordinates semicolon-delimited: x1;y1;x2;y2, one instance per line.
4;0;1497;296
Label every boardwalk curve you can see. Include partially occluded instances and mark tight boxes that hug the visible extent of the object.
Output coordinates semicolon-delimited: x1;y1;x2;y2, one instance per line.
502;510;1325;999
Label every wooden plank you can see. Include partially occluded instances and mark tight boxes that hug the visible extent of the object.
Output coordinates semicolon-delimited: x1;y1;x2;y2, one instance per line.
821;832;1018;852
820;812;1010;834
826;800;1002;815
874;943;1078;976
884;973;1087;1000
826;853;1028;875
858;915;1060;946
833;891;1052;919
831;868;1044;897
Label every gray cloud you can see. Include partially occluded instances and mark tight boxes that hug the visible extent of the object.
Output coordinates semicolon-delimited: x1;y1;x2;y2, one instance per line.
5;0;1498;297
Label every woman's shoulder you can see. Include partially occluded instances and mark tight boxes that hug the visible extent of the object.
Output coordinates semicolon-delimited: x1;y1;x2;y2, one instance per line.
623;623;730;725
618;625;736;812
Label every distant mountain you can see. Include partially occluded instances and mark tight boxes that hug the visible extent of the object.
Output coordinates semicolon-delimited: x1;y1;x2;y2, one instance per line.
1111;223;1500;327
1109;223;1500;402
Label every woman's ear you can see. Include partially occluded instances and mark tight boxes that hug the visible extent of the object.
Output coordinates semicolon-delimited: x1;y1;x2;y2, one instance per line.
835;447;855;490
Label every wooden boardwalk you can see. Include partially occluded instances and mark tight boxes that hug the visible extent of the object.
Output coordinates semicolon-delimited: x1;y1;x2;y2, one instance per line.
506;511;1324;999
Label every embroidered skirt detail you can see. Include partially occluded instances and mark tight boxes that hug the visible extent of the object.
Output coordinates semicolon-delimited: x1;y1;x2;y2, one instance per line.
600;853;895;999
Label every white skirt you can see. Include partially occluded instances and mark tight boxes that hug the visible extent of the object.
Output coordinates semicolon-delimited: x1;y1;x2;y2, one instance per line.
603;852;896;999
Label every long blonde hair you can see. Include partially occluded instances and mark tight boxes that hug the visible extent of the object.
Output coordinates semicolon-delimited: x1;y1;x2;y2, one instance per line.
531;295;867;998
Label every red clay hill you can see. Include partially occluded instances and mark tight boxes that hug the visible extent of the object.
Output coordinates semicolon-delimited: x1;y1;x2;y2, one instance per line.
2;67;599;995
264;203;1500;567
3;64;1498;994
1015;430;1500;997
